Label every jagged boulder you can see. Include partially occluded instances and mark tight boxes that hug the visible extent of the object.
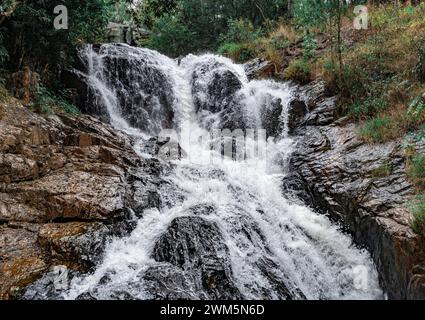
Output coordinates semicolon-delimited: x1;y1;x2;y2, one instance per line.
244;58;275;80
191;61;243;115
149;216;242;300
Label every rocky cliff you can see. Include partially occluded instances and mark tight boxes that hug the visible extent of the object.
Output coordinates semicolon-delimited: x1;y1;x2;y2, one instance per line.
0;99;163;299
285;80;425;299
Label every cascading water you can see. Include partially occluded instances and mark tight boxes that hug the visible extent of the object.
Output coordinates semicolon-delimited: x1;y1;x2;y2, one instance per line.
61;44;383;300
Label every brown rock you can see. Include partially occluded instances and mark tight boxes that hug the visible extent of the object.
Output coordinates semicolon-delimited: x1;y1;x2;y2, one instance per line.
0;99;163;299
0;227;47;299
79;134;93;147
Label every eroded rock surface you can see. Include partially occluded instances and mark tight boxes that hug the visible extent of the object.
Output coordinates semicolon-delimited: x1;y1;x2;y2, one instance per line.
286;81;425;299
0;100;163;299
145;216;242;300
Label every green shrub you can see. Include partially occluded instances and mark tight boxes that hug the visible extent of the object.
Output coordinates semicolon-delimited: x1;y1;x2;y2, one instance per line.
407;93;425;121
408;154;425;188
359;117;396;143
270;36;289;50
284;58;312;84
219;18;261;44
146;14;196;57
349;97;388;119
302;33;317;60
36;87;79;115
218;43;255;62
338;65;369;99
409;192;425;235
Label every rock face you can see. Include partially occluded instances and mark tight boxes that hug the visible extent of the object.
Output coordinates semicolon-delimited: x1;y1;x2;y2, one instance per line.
63;44;176;134
243;58;276;80
286;81;425;299
144;216;242;300
7;67;40;105
0;99;163;299
191;59;243;116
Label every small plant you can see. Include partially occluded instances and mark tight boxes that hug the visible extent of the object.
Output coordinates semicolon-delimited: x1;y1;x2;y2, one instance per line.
407;153;425;188
349;97;388;119
302;33;317;60
407;93;425;121
283;58;312;84
36;87;80;115
270;35;289;50
219;19;261;44
217;43;255;62
370;161;392;178
359;117;397;143
415;44;425;82
409;192;425;235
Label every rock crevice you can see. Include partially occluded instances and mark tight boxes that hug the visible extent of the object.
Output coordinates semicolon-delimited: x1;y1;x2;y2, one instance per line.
286;81;425;299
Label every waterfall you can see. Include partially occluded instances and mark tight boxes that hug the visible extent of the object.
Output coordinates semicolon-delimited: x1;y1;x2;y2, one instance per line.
63;44;383;300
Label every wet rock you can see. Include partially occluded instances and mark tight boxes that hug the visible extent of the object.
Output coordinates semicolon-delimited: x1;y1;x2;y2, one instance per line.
286;83;425;299
244;58;275;80
0;100;163;299
0;227;47;299
101;46;175;133
192;61;242;115
150;216;242;300
140;137;187;161
66;44;175;134
20;268;82;300
287;99;308;135
38;222;111;269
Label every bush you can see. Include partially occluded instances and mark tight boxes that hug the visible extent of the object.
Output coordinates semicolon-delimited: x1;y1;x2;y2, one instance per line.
349;97;388;119
407;93;425;121
302;33;317;60
359;117;397;143
284;58;312;84
36;87;79;115
409;192;425;235
146;14;195;57
217;42;255;62
219;18;261;44
3;1;112;84
408;154;425;188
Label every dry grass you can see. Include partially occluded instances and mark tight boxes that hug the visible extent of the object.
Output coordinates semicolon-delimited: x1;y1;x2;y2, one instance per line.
269;24;300;44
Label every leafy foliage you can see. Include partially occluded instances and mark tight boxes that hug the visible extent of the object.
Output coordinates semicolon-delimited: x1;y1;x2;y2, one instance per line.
359;117;397;143
144;0;290;56
36;87;80;115
1;0;114;83
219;19;262;45
409;192;425;235
218;42;255;62
284;58;311;84
147;14;196;57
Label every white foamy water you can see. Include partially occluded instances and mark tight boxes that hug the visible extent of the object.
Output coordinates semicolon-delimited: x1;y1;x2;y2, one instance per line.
64;44;383;300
